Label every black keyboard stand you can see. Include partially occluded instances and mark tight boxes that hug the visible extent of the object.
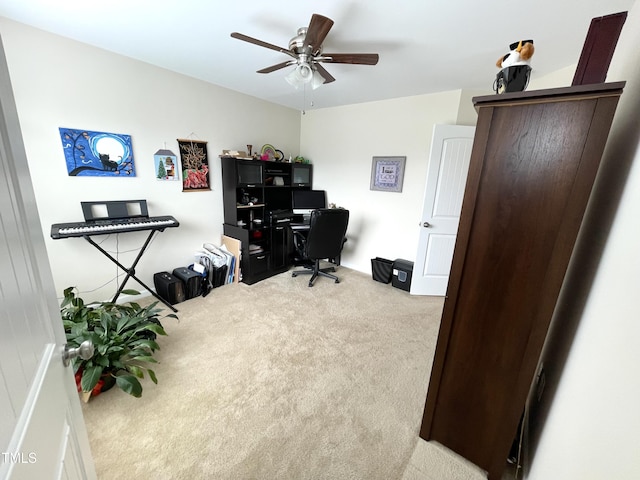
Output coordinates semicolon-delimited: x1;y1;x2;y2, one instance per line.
83;229;178;313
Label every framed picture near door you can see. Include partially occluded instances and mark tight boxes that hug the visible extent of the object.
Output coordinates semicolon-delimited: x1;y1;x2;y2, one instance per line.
370;156;406;192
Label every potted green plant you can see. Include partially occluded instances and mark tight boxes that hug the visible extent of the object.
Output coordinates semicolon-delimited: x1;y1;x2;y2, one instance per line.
61;287;177;399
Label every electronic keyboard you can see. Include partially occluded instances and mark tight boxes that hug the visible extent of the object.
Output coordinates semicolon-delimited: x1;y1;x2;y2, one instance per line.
51;215;179;239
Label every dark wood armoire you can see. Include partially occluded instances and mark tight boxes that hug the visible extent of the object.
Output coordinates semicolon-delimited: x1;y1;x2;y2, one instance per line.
419;82;625;480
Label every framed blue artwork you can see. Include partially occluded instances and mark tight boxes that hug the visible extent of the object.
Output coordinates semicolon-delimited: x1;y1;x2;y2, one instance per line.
59;128;136;177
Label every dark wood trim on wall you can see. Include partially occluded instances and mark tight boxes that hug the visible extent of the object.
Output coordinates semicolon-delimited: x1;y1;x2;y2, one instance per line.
572;11;627;86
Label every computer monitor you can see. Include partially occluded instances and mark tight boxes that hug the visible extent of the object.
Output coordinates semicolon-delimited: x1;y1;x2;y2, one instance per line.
292;190;326;215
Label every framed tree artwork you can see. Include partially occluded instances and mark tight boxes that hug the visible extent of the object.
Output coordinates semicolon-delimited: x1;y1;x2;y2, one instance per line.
177;138;210;191
154;149;179;181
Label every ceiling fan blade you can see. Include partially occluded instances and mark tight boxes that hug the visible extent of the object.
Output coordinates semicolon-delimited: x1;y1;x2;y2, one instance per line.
320;53;379;65
257;61;293;74
314;63;336;84
230;32;296;58
303;14;334;54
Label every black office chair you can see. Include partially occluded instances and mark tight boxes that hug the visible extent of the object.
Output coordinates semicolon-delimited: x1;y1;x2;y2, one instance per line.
291;208;349;287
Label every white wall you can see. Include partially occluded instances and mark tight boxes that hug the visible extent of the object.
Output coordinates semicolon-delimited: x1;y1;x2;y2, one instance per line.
0;18;301;302
300;90;481;274
528;3;640;479
527;64;577;90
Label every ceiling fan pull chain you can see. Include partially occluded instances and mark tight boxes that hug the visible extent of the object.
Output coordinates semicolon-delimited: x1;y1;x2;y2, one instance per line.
302;84;307;115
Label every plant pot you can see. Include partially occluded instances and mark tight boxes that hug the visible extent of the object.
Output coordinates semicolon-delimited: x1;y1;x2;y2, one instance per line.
99;373;116;393
76;370;117;399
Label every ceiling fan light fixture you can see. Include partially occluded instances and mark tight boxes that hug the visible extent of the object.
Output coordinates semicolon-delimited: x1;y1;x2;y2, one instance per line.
297;62;313;81
311;69;325;90
285;62;315;89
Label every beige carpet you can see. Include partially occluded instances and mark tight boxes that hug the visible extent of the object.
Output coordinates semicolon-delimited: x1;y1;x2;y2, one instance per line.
81;266;451;479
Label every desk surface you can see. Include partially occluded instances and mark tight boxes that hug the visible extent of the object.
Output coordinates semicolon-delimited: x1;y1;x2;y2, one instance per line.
290;223;309;231
289;213;311;231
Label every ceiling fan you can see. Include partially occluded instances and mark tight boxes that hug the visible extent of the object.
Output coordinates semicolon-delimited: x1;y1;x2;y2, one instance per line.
230;13;379;89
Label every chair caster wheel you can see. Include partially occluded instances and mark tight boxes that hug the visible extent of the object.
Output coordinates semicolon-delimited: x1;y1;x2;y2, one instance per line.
292;273;297;277
308;282;314;287
335;279;340;283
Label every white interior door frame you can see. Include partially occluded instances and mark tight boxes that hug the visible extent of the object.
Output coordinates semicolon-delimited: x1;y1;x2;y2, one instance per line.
410;124;475;296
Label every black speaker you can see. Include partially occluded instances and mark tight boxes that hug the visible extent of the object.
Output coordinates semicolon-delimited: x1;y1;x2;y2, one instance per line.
172;267;202;300
153;271;185;305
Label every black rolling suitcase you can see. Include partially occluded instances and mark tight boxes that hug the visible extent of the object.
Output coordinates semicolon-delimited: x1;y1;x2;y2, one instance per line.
153;271;186;305
172;267;202;300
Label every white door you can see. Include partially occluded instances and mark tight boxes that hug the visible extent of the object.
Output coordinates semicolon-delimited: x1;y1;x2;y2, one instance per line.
0;38;96;479
410;125;475;296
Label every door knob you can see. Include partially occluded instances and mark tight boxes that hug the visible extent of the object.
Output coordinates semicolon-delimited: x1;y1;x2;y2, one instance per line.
423;222;432;228
62;340;94;367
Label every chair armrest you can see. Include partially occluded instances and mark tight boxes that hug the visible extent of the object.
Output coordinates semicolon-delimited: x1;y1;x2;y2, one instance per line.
292;230;306;244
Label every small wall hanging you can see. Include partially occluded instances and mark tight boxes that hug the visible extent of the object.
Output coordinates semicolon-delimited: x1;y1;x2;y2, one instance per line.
177;138;210;191
370;156;406;192
154;148;179;181
59;128;135;177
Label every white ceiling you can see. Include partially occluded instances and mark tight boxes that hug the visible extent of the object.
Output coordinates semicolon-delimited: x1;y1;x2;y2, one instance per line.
0;0;634;110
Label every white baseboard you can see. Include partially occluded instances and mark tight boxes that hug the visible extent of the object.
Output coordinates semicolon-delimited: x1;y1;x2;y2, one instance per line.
115;289;152;304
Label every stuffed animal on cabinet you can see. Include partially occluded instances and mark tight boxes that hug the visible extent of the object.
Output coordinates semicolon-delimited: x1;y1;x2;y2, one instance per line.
497;40;535;68
494;40;534;94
